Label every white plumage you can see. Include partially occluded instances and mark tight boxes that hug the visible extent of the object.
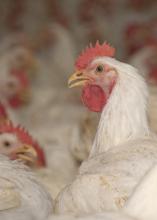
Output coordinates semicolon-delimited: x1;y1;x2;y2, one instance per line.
49;164;157;220
54;57;157;214
129;46;157;134
0;155;52;220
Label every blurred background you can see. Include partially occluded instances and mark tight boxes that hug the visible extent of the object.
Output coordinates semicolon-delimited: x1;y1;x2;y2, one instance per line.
0;0;157;199
0;0;157;58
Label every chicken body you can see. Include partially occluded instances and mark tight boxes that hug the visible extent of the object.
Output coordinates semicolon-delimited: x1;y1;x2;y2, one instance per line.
55;137;157;214
48;212;135;220
0;155;52;220
51;163;157;220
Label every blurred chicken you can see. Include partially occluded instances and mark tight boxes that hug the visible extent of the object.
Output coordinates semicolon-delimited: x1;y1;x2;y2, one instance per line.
129;45;157;133
0;46;36;108
0;121;46;168
55;42;157;214
0;155;52;220
31;120;79;199
35;23;76;88
0;102;79;199
0;32;30;55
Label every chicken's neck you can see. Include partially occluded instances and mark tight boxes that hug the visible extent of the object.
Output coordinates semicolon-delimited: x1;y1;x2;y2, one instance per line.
90;65;150;157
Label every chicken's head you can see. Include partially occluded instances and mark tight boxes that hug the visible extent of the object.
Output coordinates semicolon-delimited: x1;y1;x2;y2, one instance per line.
0;122;46;168
68;41;117;112
8;69;30;108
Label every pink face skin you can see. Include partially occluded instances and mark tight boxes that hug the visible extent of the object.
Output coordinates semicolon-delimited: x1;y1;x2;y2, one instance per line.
0;133;22;158
82;62;117;97
69;60;118;112
72;61;118;112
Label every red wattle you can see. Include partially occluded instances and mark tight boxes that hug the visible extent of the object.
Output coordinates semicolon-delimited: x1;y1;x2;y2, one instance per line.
81;84;107;112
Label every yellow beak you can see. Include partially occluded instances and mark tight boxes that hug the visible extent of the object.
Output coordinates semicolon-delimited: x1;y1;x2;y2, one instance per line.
15;144;37;163
68;71;90;88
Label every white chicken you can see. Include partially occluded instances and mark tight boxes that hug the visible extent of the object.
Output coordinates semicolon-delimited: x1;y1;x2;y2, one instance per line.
70;45;157;164
49;164;157;220
0;46;35;110
0;112;71;200
54;42;157;214
0;155;52;220
35;23;76;88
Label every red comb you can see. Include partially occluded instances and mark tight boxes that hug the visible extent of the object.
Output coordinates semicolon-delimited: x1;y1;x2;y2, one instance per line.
0;121;46;167
75;41;115;70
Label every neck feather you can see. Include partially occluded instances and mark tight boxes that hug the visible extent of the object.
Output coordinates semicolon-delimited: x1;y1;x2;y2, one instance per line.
90;57;150;157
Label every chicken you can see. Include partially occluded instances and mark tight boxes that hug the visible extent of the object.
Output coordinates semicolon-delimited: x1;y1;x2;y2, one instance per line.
0;155;52;220
0;48;33;108
50;164;157;220
0;32;30;55
35;23;76;88
0;121;46;168
0;40;37;108
0;114;76;199
55;41;157;214
70;44;157;163
0;99;79;199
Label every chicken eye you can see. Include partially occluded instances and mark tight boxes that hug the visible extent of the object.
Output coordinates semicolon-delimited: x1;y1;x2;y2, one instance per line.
96;65;104;73
3;141;11;148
